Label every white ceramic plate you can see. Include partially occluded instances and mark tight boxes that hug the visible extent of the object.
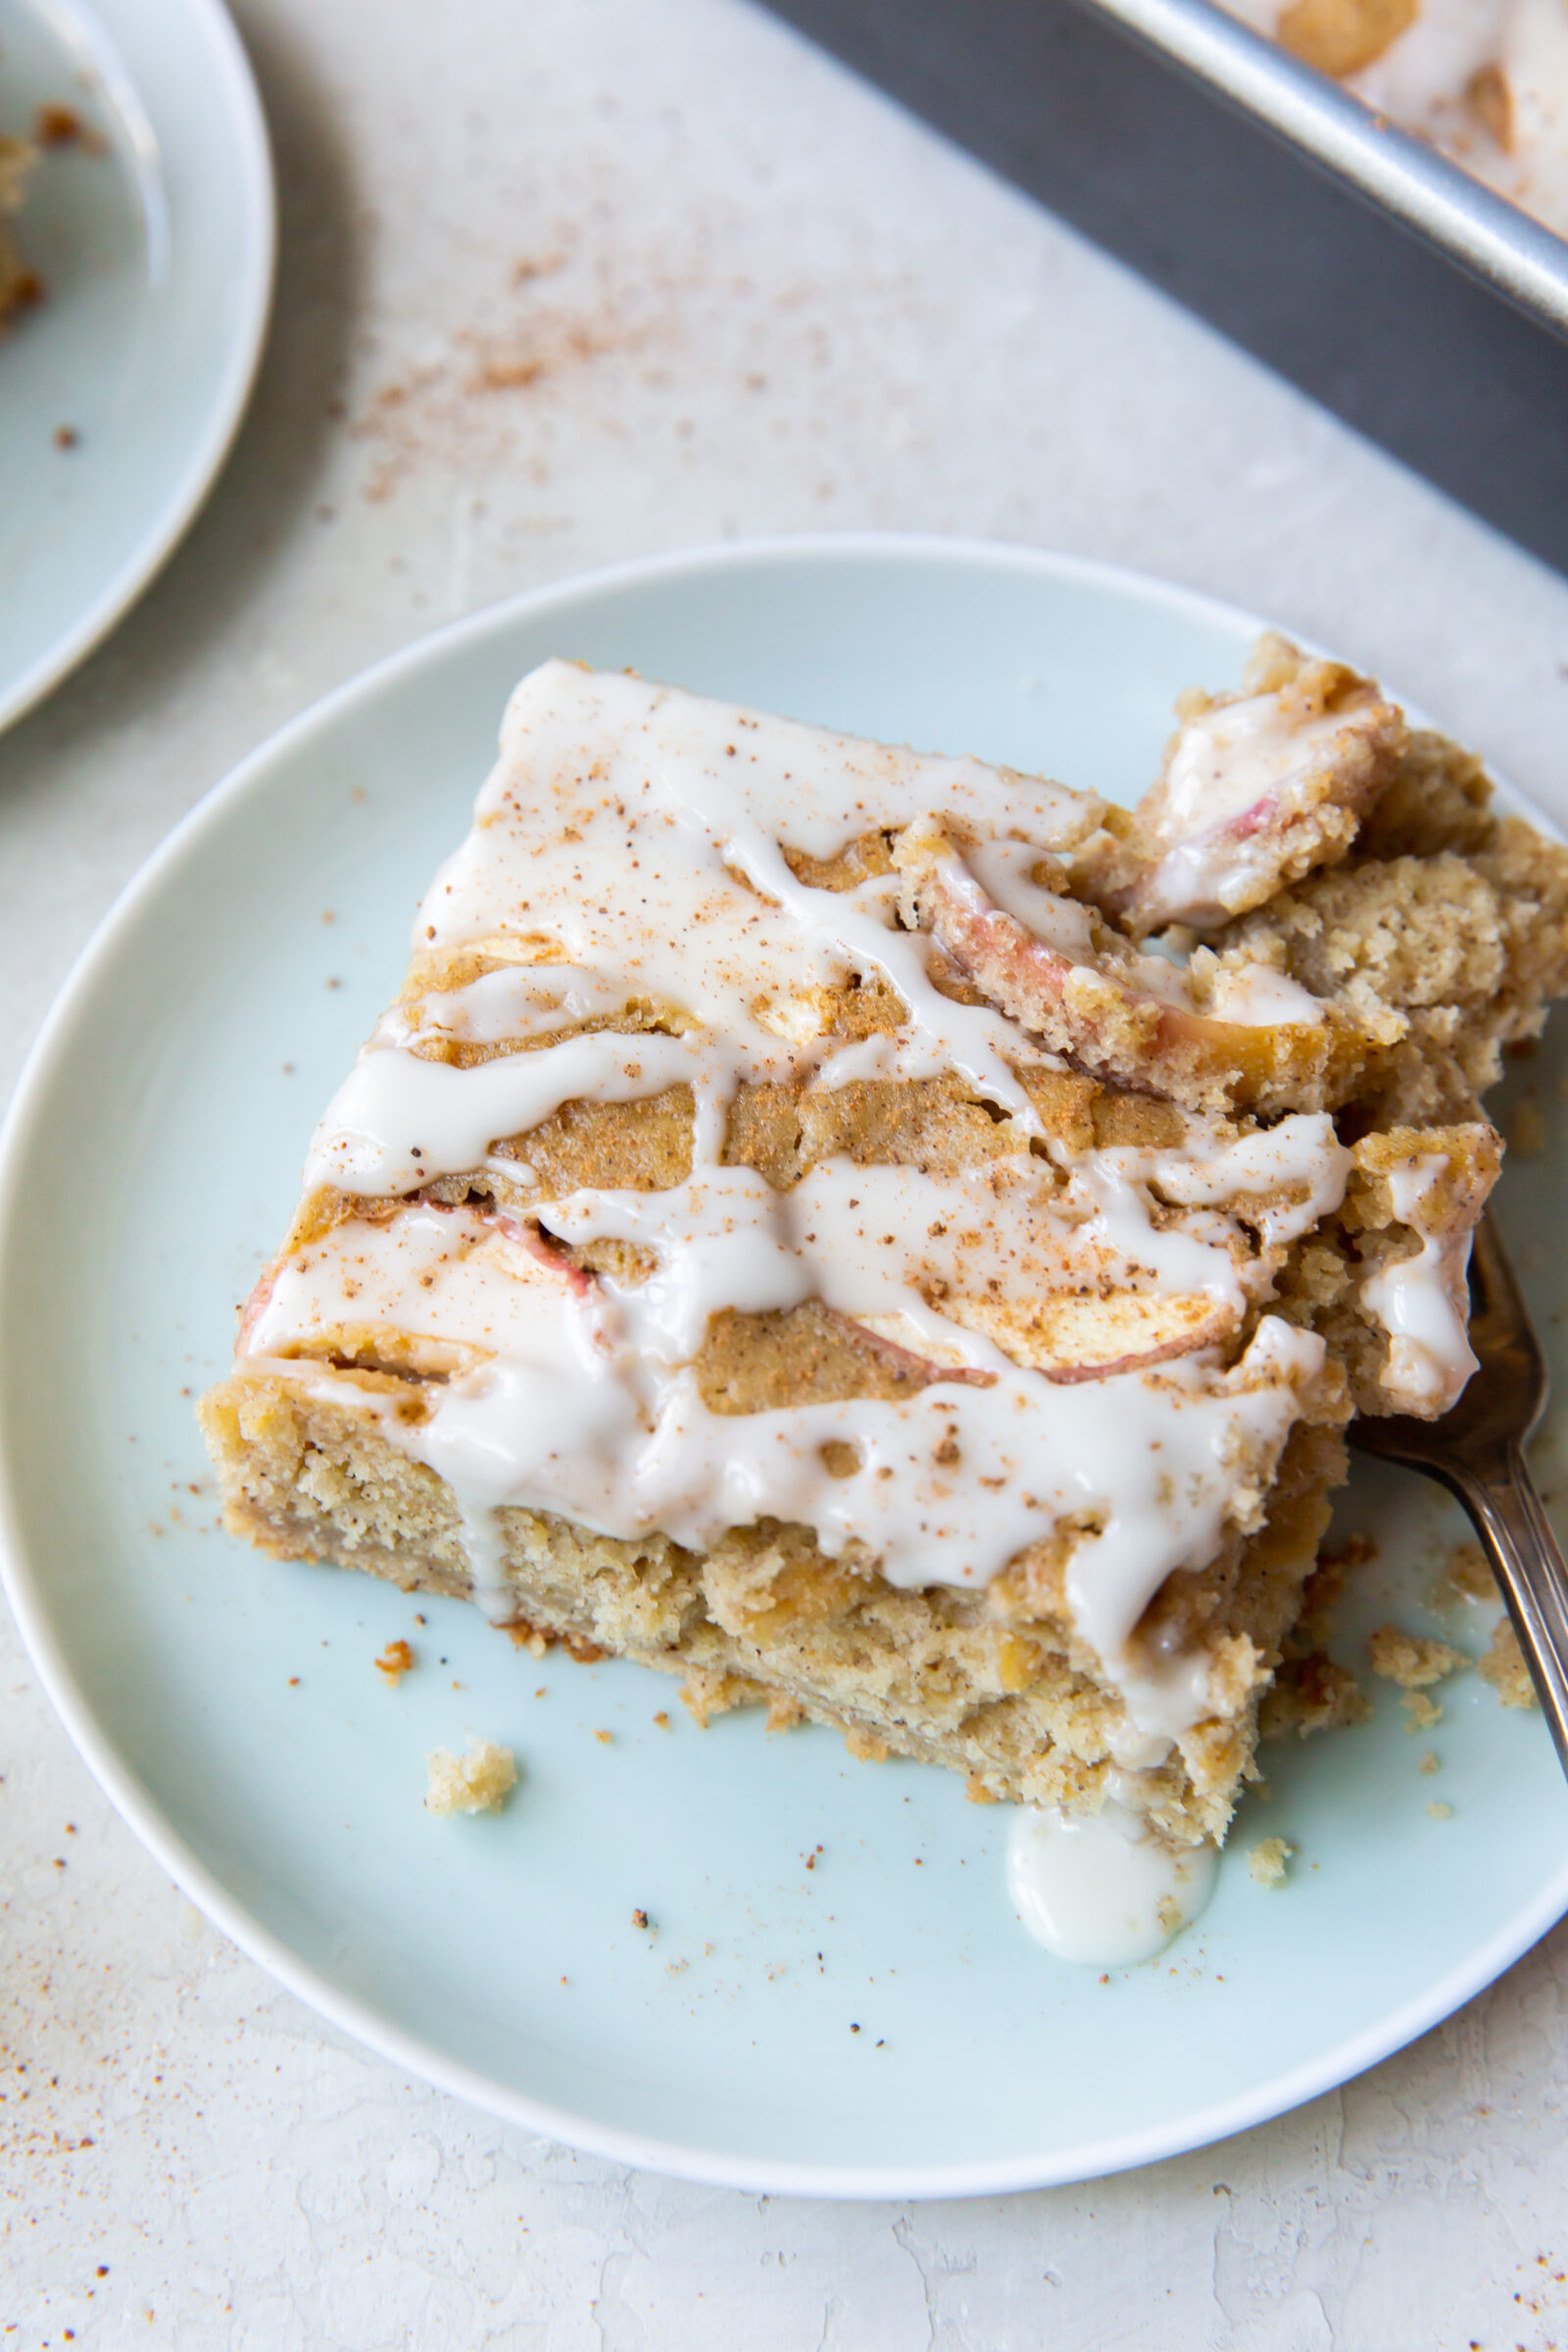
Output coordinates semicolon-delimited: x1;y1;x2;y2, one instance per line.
3;537;1567;2199
0;0;272;732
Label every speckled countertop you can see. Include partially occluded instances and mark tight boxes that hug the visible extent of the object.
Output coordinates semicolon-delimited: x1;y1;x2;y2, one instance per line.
3;0;1568;2342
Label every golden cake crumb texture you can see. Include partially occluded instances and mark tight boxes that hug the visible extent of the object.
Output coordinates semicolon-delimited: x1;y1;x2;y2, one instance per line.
1479;1618;1538;1710
1249;1836;1295;1887
424;1736;518;1814
1367;1624;1465;1690
1437;1542;1496;1606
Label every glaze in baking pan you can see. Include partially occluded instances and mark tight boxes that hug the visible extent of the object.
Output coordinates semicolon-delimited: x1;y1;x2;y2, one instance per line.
761;0;1568;346
1084;0;1568;339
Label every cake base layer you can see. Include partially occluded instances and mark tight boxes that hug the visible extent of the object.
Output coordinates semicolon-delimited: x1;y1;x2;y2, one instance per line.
200;1369;1347;1846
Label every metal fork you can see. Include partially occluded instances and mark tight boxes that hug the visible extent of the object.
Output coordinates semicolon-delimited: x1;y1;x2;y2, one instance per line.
1348;1213;1568;1780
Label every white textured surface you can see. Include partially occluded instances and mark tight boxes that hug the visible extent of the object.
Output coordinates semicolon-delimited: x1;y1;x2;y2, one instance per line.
3;0;1568;2340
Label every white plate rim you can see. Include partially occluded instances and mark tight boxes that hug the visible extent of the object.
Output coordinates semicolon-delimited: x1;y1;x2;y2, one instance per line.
0;0;276;734
3;530;1566;2200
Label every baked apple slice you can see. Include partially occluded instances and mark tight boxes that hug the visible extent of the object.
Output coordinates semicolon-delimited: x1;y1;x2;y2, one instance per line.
893;814;1397;1117
1078;635;1405;936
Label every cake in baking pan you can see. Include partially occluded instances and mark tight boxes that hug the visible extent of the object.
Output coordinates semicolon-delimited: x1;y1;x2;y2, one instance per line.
1224;0;1568;240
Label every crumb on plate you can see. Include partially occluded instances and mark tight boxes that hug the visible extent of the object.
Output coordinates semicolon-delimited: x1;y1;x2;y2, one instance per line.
1249;1836;1295;1887
424;1736;517;1815
1260;1652;1372;1740
1480;1616;1537;1710
1368;1623;1464;1689
1437;1541;1496;1606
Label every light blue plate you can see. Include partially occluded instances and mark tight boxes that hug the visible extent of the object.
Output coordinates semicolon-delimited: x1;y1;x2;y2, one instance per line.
0;0;272;731
3;537;1566;2197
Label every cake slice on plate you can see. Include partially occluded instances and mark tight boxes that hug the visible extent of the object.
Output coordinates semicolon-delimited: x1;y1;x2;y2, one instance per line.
200;650;1564;1854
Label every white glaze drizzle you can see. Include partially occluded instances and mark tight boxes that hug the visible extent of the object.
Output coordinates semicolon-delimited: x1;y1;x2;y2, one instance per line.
964;837;1099;961
374;963;640;1050
1220;0;1568;236
1359;1155;1480;1412
1163;693;1349;834
244;1199;1325;1723
1147;1116;1351;1249
410;662;1110;1128
1006;1798;1218;1965
306;1035;703;1196
961;830;1319;1027
1491;0;1568;233
1206;961;1327;1028
1135;693;1373;928
1349;0;1509;124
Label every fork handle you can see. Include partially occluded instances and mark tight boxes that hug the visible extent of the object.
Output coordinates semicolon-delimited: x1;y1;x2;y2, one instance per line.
1455;1446;1568;1781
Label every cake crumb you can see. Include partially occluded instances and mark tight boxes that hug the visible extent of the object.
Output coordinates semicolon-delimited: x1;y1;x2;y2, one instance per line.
1156;1894;1182;1934
845;1727;891;1762
424;1737;517;1815
1260;1653;1372;1740
593;1728;613;1744
1418;1749;1441;1775
1427;1799;1454;1821
506;1621;550;1657
1249;1837;1295;1887
631;1908;650;1929
1437;1541;1496;1605
1480;1617;1538;1709
1401;1690;1444;1731
374;1638;415;1684
652;1709;671;1730
1368;1623;1464;1689
1320;1531;1378;1569
680;1667;753;1726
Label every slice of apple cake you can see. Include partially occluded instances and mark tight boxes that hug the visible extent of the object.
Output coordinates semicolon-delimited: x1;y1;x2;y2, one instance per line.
200;645;1565;1854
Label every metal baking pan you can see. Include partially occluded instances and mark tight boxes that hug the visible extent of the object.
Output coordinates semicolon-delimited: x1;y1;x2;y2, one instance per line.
1085;0;1568;339
767;0;1568;338
762;0;1568;573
